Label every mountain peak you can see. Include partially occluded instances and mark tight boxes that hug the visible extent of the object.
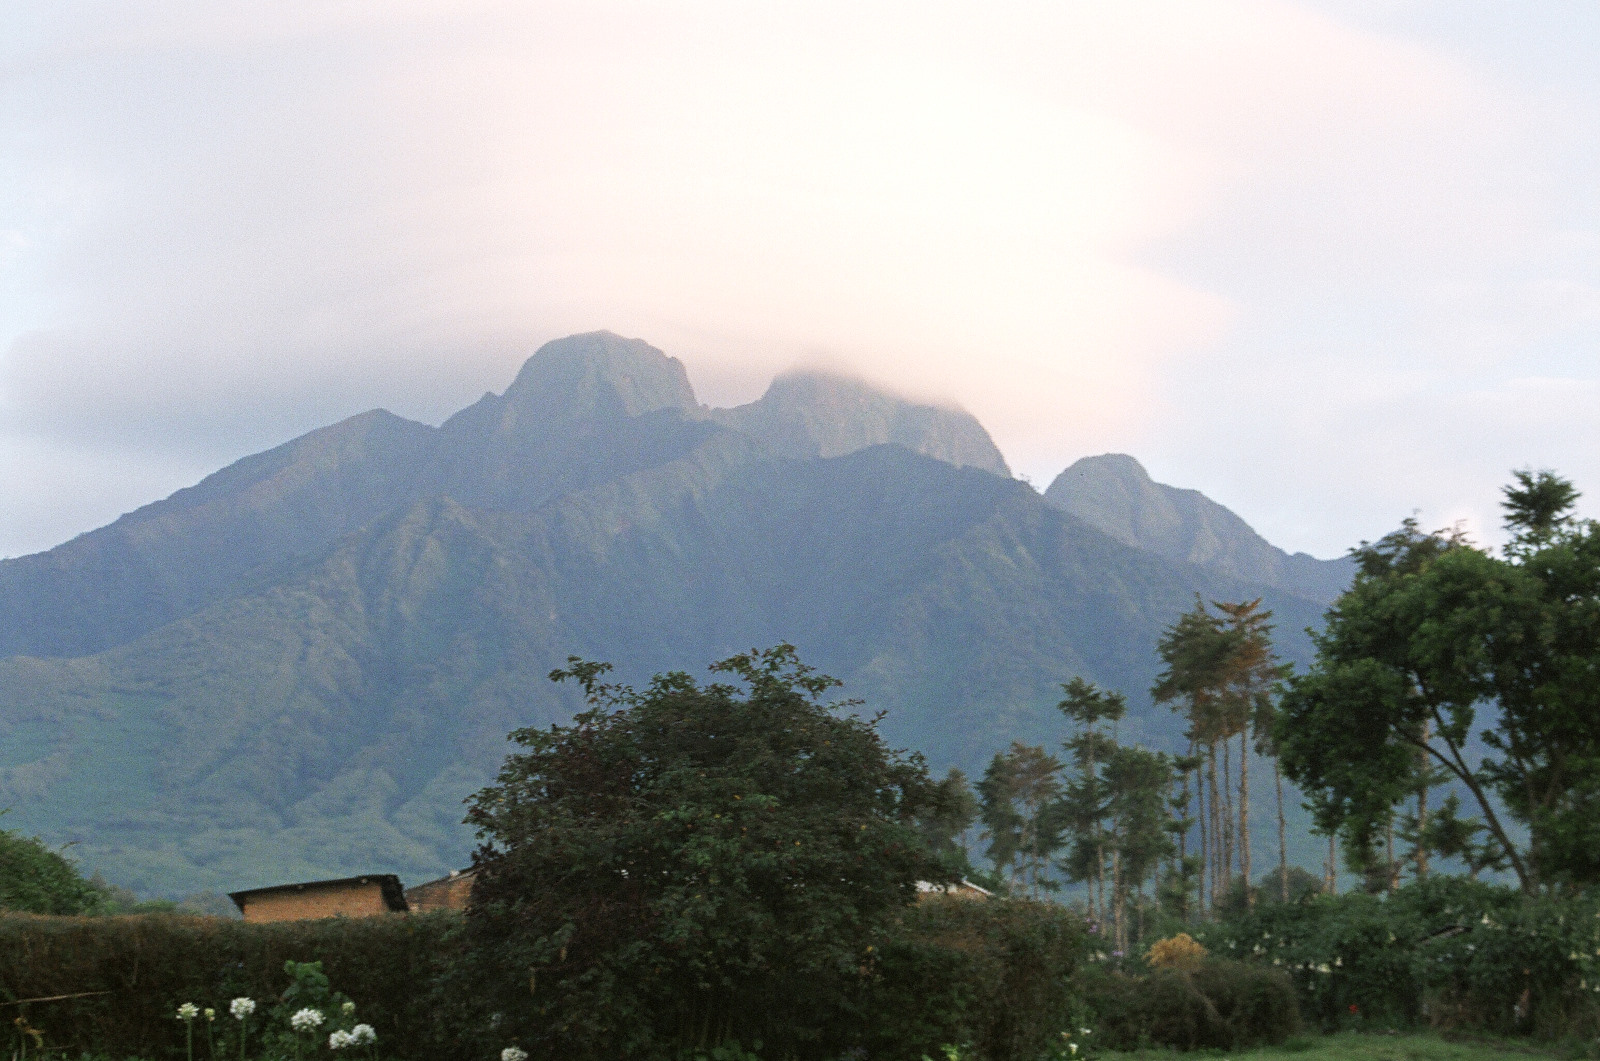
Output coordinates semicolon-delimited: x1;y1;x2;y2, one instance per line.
713;369;1011;477
502;331;699;424
1044;453;1352;603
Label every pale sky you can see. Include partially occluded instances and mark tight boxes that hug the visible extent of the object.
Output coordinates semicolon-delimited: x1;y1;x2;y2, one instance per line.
3;1;1597;560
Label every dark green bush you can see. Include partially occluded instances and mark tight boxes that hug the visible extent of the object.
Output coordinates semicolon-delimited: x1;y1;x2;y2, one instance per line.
862;896;1089;1061
0;911;465;1060
1193;876;1600;1040
1081;960;1299;1051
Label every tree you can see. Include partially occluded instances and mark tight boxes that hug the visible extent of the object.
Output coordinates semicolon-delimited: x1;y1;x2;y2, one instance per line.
0;823;102;915
1278;471;1600;893
1056;678;1125;922
1101;745;1175;953
978;743;1063;898
917;768;981;877
463;646;944;1061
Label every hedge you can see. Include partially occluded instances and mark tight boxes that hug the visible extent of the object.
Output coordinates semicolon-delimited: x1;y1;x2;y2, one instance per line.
0;911;467;1060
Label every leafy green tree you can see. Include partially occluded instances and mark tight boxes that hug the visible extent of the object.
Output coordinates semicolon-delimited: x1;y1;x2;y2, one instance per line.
1056;678;1125;922
916;767;981;877
978;743;1063;898
1278;471;1600;893
463;646;944;1061
0;823;102;915
1102;745;1175;952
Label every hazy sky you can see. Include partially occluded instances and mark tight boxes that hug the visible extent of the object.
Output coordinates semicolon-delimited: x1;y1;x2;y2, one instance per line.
3;1;1597;560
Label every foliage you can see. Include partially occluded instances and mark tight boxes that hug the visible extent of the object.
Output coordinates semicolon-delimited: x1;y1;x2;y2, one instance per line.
863;895;1090;1061
1278;471;1600;892
979;743;1064;898
1193;875;1600;1041
1079;959;1300;1051
1145;933;1206;971
463;646;946;1061
0;910;463;1060
0;823;103;915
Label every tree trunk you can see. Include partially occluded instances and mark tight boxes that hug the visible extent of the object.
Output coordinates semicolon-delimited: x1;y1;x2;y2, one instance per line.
1203;745;1216;915
1274;758;1288;903
1385;816;1400;892
1324;831;1337;895
1415;783;1429;881
1196;760;1208;916
1239;729;1252;907
1220;739;1234;901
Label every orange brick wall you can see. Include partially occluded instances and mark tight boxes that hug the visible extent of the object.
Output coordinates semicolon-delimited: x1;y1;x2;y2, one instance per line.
404;873;475;913
239;882;394;923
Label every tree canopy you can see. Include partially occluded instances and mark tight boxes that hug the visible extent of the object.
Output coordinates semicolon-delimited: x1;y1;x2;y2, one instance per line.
463;645;945;1061
1277;471;1600;893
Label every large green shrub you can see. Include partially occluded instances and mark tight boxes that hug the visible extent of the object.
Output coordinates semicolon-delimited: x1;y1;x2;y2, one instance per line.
863;896;1089;1061
1080;960;1299;1051
0;911;464;1060
463;648;947;1061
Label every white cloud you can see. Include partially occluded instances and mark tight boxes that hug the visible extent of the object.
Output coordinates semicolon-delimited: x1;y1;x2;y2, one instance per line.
2;0;1597;558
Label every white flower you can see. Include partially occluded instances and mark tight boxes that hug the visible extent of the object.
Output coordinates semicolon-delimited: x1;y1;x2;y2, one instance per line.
341;1001;357;1016
204;1008;216;1022
230;998;256;1020
502;1048;530;1061
351;1024;376;1045
290;1008;324;1032
329;1030;355;1050
176;1002;199;1021
1068;1045;1078;1056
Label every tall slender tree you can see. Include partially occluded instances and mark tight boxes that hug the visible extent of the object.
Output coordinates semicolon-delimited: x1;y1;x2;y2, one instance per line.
978;743;1063;898
1057;678;1125;922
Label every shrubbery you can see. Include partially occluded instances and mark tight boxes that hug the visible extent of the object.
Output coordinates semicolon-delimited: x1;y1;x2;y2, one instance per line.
863;896;1089;1061
1195;876;1600;1041
1079;960;1300;1052
0;911;465;1060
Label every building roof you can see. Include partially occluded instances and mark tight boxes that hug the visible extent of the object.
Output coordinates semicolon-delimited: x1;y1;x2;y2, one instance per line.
228;874;408;914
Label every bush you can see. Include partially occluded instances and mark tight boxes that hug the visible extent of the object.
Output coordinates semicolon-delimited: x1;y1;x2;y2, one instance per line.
1081;959;1300;1051
1193;875;1600;1040
0;911;465;1060
464;648;947;1061
0;827;103;915
862;896;1090;1061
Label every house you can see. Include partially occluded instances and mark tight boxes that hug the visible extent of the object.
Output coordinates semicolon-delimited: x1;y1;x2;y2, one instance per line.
915;878;994;900
228;874;408;923
404;868;478;913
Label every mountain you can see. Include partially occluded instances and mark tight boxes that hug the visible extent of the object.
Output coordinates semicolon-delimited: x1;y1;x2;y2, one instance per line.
1043;454;1352;604
0;332;1340;894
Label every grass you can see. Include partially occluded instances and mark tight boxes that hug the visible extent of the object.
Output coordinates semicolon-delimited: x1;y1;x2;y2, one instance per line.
1099;1029;1578;1060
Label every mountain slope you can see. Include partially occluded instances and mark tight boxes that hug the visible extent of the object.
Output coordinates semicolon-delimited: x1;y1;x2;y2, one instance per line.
1043;453;1353;604
0;332;1339;893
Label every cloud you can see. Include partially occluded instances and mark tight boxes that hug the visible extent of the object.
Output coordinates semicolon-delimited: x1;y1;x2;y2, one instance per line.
2;1;1597;558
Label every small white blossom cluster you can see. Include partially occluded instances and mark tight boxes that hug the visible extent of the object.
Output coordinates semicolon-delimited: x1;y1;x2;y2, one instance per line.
290;1007;325;1032
230;997;256;1020
329;1023;377;1050
342;1001;357;1016
502;1047;530;1061
176;1002;200;1021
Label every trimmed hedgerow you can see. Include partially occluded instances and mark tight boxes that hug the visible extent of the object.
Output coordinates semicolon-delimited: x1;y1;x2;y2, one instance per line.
0;911;466;1060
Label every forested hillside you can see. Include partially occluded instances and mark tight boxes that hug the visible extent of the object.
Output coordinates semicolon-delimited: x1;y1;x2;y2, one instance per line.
0;332;1349;893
